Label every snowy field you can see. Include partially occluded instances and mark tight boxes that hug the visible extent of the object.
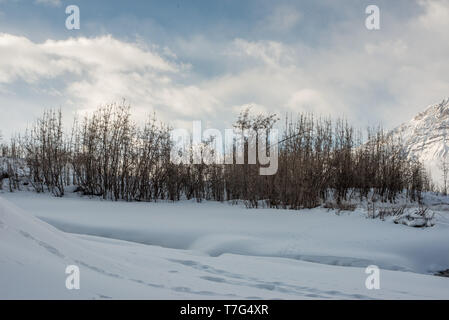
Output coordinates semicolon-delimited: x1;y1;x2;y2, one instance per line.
1;191;449;299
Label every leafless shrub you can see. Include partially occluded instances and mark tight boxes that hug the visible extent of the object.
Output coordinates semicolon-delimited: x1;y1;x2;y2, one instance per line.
324;200;357;213
1;103;432;209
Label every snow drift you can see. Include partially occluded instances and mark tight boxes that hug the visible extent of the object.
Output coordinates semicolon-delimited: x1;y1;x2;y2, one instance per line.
1;193;449;299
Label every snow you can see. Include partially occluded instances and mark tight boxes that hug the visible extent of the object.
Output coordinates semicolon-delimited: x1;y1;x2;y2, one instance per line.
1;191;449;299
389;98;449;185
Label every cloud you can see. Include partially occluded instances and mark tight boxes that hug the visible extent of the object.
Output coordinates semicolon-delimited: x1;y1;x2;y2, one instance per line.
264;5;302;31
232;103;271;115
0;33;216;134
0;34;180;110
230;38;295;67
34;0;61;7
207;0;449;127
1;0;449;138
286;89;330;115
0;34;80;83
418;0;449;30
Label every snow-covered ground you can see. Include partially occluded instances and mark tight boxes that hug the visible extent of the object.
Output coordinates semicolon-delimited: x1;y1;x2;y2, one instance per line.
1;191;449;299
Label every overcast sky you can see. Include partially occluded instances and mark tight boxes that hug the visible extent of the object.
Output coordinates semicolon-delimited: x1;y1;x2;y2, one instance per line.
0;0;448;138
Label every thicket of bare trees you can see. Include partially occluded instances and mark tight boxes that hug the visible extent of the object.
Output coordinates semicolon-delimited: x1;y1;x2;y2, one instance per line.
222;113;430;209
0;103;431;208
1;132;25;192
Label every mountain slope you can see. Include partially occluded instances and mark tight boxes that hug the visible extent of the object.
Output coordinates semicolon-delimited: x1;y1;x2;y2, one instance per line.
389;98;449;185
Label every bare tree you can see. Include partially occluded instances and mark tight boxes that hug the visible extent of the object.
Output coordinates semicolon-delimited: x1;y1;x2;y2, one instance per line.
438;159;449;195
2;103;431;208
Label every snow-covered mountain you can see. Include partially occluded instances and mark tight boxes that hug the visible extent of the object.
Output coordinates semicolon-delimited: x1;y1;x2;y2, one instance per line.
389;98;449;185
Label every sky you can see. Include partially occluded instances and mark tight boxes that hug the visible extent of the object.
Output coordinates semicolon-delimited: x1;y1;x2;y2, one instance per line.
0;0;448;138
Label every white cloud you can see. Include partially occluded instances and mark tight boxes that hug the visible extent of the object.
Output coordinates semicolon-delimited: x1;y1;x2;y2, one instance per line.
0;33;217;134
208;0;449;127
230;38;295;67
1;0;449;137
287;89;330;115
232;103;271;115
0;33;76;83
418;0;449;30
42;36;177;73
